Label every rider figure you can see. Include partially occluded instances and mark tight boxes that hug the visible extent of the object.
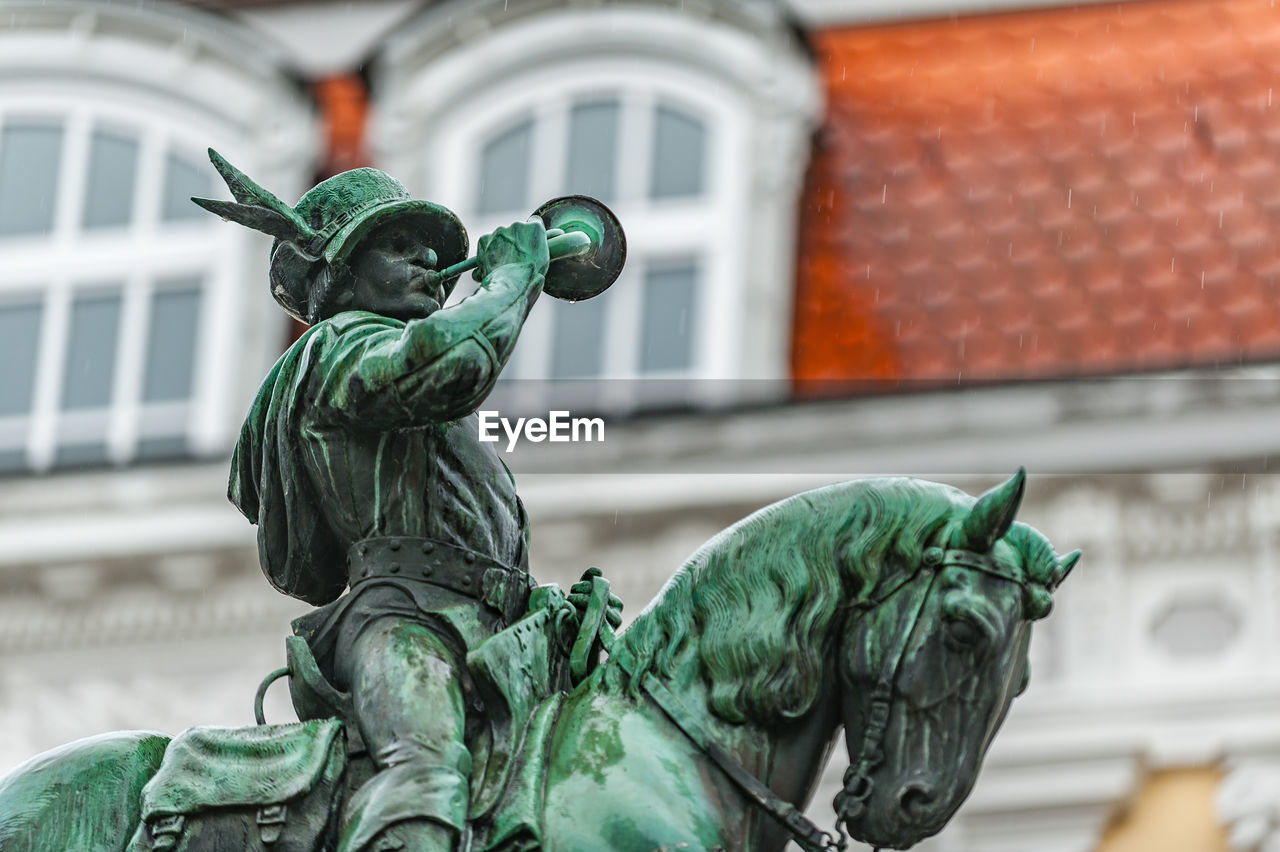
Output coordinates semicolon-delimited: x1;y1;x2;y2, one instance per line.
197;152;589;852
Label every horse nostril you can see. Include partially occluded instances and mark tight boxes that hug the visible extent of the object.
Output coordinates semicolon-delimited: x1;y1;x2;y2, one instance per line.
896;780;937;819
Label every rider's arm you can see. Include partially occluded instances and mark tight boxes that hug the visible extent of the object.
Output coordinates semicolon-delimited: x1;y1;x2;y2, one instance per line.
315;223;546;427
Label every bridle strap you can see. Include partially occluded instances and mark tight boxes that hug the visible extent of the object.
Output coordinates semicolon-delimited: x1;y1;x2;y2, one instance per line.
840;560;941;820
937;548;1025;585
840;544;1029;822
614;656;847;852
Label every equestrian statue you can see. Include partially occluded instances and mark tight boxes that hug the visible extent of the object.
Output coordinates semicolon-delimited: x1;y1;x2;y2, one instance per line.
0;153;1079;852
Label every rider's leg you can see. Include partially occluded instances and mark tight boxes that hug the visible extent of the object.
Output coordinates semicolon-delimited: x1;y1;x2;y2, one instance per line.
336;616;470;852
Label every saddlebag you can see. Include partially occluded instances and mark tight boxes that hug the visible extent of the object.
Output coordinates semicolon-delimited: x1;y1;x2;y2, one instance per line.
126;719;345;852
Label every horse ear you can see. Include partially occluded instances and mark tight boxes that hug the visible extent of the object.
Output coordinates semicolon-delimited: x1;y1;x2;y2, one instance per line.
1050;549;1081;590
958;468;1026;552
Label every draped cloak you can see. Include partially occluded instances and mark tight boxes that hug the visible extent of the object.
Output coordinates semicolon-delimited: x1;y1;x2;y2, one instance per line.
229;321;345;605
227;311;528;609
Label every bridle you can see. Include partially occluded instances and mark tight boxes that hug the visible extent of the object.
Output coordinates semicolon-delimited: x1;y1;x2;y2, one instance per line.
837;544;1031;841
617;540;1032;852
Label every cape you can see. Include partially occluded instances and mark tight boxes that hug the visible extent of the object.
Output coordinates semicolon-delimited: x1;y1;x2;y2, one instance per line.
228;313;389;605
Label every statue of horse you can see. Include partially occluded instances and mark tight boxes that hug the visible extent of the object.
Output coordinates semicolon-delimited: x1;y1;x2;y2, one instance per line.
0;472;1077;852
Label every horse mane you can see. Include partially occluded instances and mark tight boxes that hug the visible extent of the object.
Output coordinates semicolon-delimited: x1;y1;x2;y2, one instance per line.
608;477;979;725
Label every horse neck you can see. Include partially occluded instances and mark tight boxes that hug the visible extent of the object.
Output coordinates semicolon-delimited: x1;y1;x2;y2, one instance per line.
656;636;845;846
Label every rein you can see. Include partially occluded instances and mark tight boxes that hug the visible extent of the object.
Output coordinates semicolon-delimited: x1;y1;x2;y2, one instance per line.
612;652;847;852
643;672;846;852
613;542;1030;852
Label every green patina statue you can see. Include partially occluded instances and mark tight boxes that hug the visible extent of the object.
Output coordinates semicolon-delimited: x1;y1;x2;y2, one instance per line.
207;151;626;852
0;157;1079;852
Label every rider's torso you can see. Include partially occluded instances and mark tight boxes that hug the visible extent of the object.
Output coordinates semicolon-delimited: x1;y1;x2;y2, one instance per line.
299;414;526;571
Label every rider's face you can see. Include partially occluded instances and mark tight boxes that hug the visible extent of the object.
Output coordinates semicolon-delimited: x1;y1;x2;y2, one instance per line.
342;222;445;320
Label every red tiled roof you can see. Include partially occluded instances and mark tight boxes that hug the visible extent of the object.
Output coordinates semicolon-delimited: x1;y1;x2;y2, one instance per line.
794;0;1280;385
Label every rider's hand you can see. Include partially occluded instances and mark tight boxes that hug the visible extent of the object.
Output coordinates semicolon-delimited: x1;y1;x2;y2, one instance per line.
474;217;549;281
568;566;624;631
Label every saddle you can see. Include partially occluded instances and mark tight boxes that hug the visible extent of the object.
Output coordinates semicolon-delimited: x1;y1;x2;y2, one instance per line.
128;581;605;852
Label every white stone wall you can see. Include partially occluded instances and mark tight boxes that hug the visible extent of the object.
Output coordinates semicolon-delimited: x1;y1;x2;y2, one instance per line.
6;381;1280;852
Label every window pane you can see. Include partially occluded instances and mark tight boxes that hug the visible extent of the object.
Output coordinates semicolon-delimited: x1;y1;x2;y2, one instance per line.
0;299;43;416
161;151;211;222
550;295;608;379
55;442;108;468
83;130;138;229
477;119;532;215
566;100;619;202
143;282;202;402
135;436;189;461
63;290;122;409
650;106;705;200
0;122;63;237
0;450;25;474
640;261;698;373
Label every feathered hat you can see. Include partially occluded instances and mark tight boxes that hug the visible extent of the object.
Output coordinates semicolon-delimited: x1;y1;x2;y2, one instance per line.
192;149;468;324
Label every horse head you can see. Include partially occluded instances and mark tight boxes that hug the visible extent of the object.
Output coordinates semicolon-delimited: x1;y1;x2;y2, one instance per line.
601;471;1075;851
835;469;1079;849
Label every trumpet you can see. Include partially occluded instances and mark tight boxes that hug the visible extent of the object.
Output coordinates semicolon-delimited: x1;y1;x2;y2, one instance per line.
428;195;627;302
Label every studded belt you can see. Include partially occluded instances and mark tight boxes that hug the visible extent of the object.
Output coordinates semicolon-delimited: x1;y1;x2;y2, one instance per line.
347;536;530;621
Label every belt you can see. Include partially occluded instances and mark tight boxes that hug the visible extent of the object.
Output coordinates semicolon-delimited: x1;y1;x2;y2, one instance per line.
348;536;530;620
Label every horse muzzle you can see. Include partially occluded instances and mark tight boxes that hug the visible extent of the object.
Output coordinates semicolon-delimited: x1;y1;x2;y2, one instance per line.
840;771;953;851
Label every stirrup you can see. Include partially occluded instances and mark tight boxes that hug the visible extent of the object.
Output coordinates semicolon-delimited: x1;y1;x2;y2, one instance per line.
284;635;357;724
253;636;366;755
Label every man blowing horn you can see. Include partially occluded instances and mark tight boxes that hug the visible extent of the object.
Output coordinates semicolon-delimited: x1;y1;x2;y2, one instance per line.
195;152;619;852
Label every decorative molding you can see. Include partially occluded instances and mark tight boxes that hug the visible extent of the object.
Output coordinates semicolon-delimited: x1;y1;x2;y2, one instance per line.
1220;763;1280;852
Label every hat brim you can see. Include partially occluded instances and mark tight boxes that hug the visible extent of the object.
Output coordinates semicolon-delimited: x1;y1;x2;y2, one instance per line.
324;199;469;280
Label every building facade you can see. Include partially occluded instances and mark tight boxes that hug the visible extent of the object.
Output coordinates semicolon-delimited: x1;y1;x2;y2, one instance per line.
3;1;1280;850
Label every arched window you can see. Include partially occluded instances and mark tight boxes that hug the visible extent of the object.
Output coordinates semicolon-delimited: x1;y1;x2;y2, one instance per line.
0;104;220;472
373;1;818;408
0;4;314;473
433;79;727;391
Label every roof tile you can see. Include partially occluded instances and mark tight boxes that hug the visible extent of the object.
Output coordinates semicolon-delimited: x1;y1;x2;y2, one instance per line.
795;0;1280;384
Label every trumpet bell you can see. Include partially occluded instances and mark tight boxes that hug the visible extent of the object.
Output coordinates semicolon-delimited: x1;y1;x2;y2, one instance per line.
534;195;627;301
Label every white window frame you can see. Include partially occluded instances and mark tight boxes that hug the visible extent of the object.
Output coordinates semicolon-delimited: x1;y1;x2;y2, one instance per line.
0;92;240;472
429;65;745;402
0;1;318;474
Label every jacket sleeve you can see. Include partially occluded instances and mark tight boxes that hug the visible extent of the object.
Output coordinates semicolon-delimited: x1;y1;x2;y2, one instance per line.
312;262;543;428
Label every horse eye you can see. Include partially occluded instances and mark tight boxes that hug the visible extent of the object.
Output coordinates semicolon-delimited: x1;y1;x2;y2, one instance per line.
945;617;983;649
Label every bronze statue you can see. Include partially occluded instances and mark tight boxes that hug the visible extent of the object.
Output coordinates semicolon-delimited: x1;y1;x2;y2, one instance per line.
0;155;1078;852
207;151;626;852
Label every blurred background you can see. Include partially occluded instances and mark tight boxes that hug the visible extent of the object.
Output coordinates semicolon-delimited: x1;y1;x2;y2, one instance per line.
3;0;1280;849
